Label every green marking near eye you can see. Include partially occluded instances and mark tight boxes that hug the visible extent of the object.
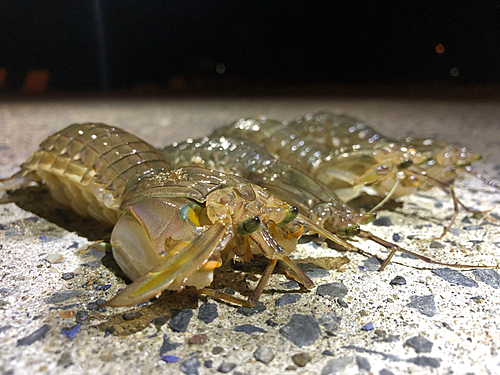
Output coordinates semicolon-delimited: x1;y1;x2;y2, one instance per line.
277;206;299;227
236;216;261;236
456;160;471;168
338;225;361;236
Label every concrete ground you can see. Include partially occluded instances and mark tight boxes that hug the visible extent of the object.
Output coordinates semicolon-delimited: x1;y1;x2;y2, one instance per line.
0;96;499;375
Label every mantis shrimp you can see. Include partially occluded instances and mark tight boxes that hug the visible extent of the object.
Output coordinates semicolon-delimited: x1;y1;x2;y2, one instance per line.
161;135;490;270
210;113;498;238
0;123;354;308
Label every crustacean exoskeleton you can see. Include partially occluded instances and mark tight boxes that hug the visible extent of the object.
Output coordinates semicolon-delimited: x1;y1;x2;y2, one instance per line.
0;123;355;308
161;135;494;270
210;113;499;239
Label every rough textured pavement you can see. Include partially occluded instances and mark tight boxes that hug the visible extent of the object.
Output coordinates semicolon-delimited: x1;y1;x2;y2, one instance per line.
0;97;499;375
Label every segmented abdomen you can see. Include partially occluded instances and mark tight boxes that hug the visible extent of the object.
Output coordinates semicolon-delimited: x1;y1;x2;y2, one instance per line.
19;123;173;224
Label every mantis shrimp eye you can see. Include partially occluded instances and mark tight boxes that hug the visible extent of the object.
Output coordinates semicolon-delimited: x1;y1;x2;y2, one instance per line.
338;224;361;236
237;216;261;236
277;206;299;227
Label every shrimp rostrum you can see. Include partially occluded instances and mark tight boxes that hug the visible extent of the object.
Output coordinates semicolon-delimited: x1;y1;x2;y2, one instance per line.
0;123;342;308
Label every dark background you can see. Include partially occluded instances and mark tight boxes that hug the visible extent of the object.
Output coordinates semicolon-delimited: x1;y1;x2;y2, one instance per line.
1;1;500;94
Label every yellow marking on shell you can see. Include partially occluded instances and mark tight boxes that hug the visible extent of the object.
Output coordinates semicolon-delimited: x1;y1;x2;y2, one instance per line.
181;205;201;227
165;241;191;258
291;225;304;238
200;260;223;271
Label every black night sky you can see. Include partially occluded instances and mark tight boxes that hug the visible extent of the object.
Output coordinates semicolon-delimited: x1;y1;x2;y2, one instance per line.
1;1;500;93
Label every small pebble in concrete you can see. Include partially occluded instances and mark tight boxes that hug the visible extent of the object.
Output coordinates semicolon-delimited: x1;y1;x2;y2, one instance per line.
322;350;334;356
159;335;181;354
285;365;297;371
61;272;74;280
374;329;387;337
390;276;406;286
320;356;354;375
472;269;500;289
223;287;235;295
198;303;218;323
377;334;400;343
17;324;51;346
356;356;371;371
470;296;484;303
404;336;433;353
429;240;445;249
361;322;374;331
298;262;330;278
254;346;275;364
151;315;169;329
407;295;437;317
265;318;278;327
203;360;213;368
168;308;193;332
81;260;102;268
392;233;401;242
233;324;267;335
85;247;106;260
336;298;348;308
188;333;207;345
61;324;81;339
67;241;79;249
361;257;382;271
461;216;472;224
87;299;107;312
281;280;300;289
44;290;82;304
0;325;13;334
291;352;311;367
217;362;237;373
275;293;301;306
94;284;111;291
0;224;8;230
379;369;395;375
442;322;454;331
432;268;478;287
57;351;73;368
279;314;321;348
75;310;88;323
318;312;341;334
372;216;392;226
463;225;483;230
212;346;224;355
316;282;348;299
45;253;64;264
161;354;180;363
407;356;440;368
122;311;142;321
180;356;200;375
236;301;266;316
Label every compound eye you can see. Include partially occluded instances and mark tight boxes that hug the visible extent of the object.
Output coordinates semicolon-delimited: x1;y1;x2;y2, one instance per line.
236;216;261;236
338;225;361;236
277;206;299;227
